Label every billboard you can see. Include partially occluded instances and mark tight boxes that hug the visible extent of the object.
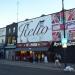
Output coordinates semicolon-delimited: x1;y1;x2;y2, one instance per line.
51;12;62;41
17;15;52;43
65;9;75;41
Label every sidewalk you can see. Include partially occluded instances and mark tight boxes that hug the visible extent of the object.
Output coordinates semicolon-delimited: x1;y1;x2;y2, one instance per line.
0;59;75;71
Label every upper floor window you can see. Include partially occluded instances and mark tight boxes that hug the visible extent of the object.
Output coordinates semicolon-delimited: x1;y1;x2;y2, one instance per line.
13;27;15;33
7;36;12;44
12;36;16;44
8;28;11;33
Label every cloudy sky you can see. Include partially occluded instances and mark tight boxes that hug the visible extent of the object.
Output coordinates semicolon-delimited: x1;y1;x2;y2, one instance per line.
0;0;75;28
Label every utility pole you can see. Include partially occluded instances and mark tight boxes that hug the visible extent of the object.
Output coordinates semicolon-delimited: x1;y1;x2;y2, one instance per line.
17;0;19;23
62;0;67;67
62;0;65;38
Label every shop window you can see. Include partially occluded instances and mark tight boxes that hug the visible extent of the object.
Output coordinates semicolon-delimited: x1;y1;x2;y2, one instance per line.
8;28;11;33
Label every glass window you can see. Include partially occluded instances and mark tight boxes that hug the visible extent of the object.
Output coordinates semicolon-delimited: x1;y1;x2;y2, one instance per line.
13;27;15;33
8;37;12;44
8;28;11;33
2;39;4;43
12;36;16;44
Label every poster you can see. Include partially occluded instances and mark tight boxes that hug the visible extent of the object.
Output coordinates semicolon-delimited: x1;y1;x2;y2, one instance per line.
51;13;60;24
68;30;75;40
65;9;75;22
52;31;61;41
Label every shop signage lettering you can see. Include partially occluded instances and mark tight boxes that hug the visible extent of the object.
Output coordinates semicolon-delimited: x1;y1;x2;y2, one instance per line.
54;41;75;46
17;42;50;47
19;21;49;37
54;42;62;46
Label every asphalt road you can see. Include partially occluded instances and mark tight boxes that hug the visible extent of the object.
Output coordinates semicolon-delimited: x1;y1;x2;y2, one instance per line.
0;64;75;75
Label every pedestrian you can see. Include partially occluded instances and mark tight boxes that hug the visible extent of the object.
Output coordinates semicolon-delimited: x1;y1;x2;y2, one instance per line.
44;55;48;63
41;53;44;62
38;54;41;63
54;53;61;67
32;52;35;63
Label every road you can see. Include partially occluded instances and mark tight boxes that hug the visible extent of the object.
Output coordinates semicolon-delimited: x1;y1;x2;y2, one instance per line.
0;64;75;75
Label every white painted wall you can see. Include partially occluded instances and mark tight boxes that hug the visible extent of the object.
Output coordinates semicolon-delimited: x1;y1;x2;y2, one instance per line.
0;27;6;44
17;15;52;43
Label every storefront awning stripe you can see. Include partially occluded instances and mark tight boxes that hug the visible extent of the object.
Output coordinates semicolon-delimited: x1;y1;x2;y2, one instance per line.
16;47;49;51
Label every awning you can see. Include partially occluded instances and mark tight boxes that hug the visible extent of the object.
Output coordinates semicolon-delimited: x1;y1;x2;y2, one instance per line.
16;47;49;51
5;45;16;49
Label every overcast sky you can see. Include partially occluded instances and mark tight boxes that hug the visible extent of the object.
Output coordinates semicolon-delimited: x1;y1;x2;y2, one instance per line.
0;0;75;28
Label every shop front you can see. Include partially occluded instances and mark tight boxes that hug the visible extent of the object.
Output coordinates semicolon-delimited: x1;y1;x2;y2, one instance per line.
16;39;59;62
0;44;5;59
0;48;5;59
53;41;75;63
15;47;50;62
5;45;16;60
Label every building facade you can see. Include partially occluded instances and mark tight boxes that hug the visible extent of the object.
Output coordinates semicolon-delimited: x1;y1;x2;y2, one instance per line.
5;23;17;60
52;8;75;63
0;8;75;63
16;15;53;62
0;27;6;59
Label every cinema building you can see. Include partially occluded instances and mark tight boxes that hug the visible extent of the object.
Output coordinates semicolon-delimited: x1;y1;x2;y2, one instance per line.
16;15;55;62
16;8;75;63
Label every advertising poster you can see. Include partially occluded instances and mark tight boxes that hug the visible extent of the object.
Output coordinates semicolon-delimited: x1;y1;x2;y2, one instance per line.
51;13;60;24
52;24;60;31
60;11;65;23
65;9;75;30
68;30;75;40
52;31;61;41
65;9;75;22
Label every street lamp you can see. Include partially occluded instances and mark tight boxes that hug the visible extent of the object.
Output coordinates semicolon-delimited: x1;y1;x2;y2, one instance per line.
62;0;65;38
61;0;67;67
61;0;67;48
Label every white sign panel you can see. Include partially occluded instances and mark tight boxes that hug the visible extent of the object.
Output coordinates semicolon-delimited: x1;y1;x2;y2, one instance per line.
17;15;52;43
52;24;60;31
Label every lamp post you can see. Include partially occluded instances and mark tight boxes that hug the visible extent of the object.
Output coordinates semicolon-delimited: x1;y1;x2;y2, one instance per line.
61;0;67;67
62;0;65;38
17;0;19;23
